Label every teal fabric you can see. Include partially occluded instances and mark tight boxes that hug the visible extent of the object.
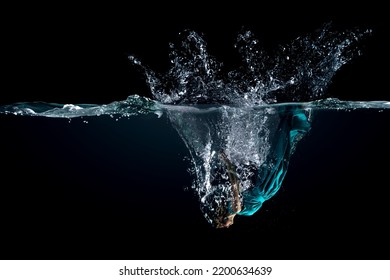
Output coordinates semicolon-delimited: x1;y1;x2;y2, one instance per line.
238;108;311;216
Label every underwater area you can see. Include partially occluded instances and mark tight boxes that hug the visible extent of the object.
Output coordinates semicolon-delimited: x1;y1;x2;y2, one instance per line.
1;104;389;259
1;12;389;259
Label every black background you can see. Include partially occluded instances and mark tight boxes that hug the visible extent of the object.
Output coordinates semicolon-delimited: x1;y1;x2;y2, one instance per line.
1;3;389;260
2;3;388;105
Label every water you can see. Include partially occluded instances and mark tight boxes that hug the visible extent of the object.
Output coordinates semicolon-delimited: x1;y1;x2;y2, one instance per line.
1;103;389;258
1;96;389;228
128;23;372;105
1;22;389;257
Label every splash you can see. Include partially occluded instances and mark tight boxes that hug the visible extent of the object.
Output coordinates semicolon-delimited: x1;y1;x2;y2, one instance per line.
0;23;388;229
129;22;372;105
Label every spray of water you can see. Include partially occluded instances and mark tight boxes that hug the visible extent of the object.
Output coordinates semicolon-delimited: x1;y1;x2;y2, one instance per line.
129;22;372;105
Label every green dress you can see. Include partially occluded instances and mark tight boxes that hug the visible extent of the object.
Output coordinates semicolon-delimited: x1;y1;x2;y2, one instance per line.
238;107;311;216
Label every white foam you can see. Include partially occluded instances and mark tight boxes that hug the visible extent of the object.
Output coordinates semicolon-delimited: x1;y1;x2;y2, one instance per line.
62;104;82;111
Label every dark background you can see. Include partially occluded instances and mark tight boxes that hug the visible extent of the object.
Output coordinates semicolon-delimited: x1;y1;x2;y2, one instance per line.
1;3;389;260
1;3;388;105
